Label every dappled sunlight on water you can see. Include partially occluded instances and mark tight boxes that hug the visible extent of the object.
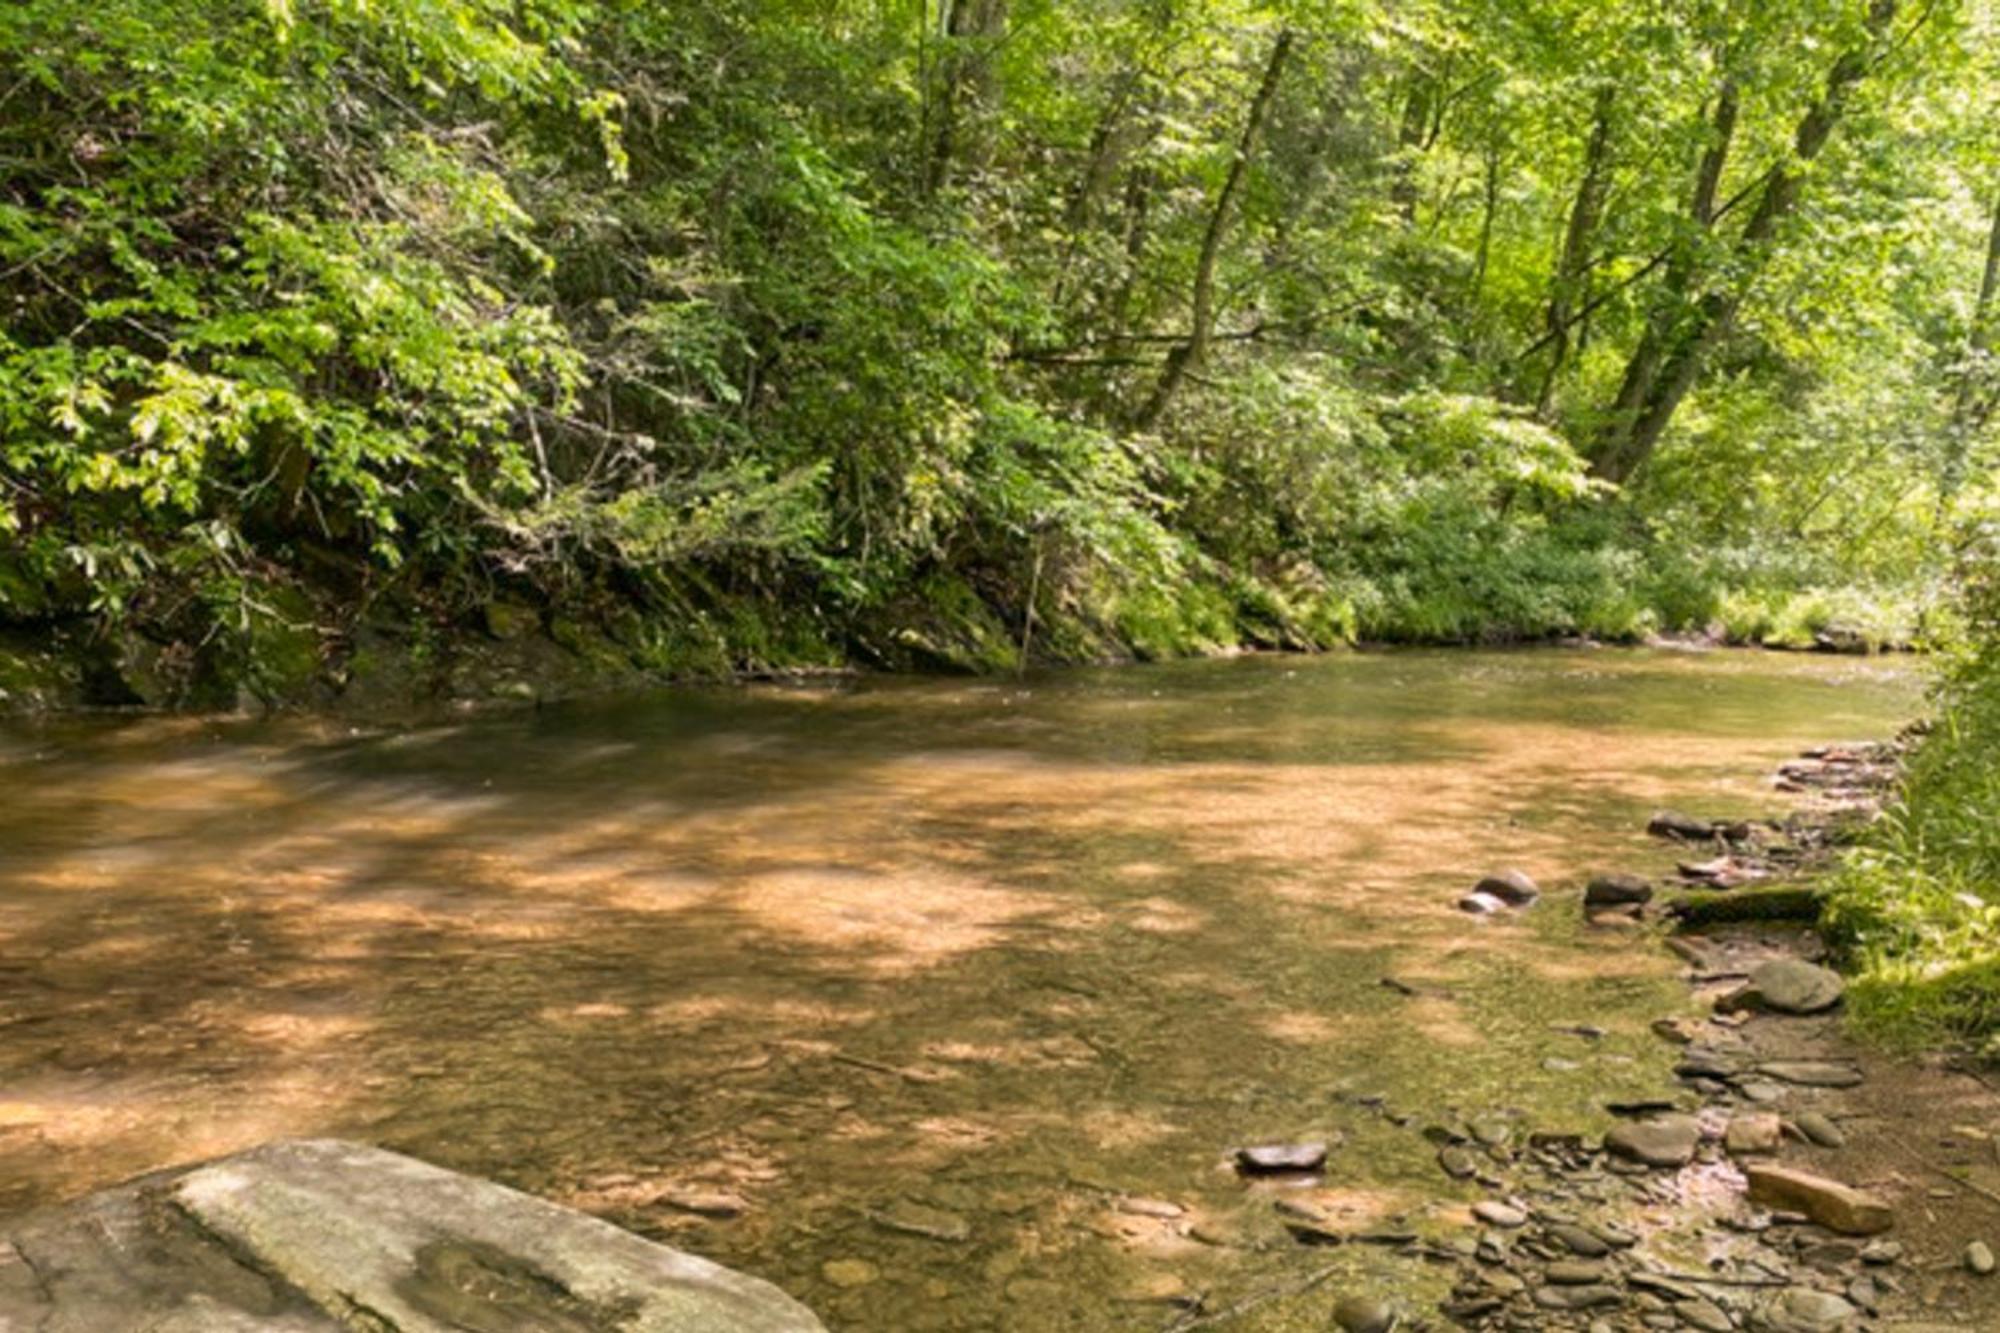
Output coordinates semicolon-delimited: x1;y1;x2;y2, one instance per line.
0;647;1917;1328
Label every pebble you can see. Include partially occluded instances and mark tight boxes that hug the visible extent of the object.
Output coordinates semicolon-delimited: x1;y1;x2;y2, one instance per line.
1585;872;1654;907
1545;1260;1607;1285
1859;1238;1903;1265
1534;1283;1622;1310
1757;1287;1856;1332
1966;1240;1995;1275
1471;1200;1527;1228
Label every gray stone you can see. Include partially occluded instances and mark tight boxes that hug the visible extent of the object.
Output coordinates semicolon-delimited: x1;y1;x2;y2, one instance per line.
1459;890;1509;914
1586;873;1655;908
0;1139;825;1332
1605;1115;1700;1168
1747;959;1845;1015
1547;1222;1611;1257
1477;869;1542;906
1757;1061;1863;1088
1858;1239;1902;1265
1546;1260;1608;1285
1235;1142;1327;1174
1650;810;1719;840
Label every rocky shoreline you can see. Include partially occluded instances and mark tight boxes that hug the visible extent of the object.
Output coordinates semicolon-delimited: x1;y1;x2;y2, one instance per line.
1185;733;2000;1333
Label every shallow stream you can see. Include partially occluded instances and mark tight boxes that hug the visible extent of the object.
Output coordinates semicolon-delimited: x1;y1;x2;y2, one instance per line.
0;647;1920;1328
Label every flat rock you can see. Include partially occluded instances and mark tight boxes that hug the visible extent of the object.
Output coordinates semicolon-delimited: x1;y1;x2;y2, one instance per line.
1476;869;1542;906
0;1138;825;1332
1586;872;1654;907
1235;1142;1328;1174
1743;1164;1893;1236
1604;1115;1699;1168
1746;958;1845;1015
1757;1061;1862;1088
1546;1222;1611;1257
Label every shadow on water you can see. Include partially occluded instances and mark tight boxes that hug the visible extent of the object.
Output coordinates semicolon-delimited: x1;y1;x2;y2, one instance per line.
0;647;1919;1329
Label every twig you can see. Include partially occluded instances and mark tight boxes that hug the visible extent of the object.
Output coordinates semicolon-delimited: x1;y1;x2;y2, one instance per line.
1161;1262;1343;1331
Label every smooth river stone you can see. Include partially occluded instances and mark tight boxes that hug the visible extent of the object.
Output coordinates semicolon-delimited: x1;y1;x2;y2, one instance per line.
1603;1115;1699;1168
1475;869;1541;906
1758;1286;1858;1332
1235;1142;1328;1174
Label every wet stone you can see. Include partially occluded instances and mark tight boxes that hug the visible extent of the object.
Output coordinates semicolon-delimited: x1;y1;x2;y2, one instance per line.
1476;869;1542;906
1459;890;1509;915
1472;1200;1527;1229
1546;1260;1608;1285
1235;1142;1328;1174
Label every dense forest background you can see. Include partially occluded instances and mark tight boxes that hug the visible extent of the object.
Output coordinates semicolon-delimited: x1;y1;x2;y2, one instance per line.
2;0;1998;706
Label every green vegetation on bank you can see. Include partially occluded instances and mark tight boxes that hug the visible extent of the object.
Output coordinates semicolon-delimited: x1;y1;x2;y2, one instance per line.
1;1;1997;708
1827;537;2000;1055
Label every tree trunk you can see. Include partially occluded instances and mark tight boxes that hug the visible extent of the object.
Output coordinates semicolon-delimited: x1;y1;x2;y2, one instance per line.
1942;191;2000;499
924;0;1009;197
1536;85;1616;414
1130;28;1292;431
1590;2;1894;483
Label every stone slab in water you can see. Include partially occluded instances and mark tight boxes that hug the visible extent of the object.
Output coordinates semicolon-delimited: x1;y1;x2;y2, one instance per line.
0;1138;825;1333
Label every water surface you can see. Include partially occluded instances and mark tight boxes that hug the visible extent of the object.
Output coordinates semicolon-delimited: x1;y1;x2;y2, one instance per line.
0;647;1919;1328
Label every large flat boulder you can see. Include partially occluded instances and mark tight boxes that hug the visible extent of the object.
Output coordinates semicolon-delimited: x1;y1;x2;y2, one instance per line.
0;1139;826;1332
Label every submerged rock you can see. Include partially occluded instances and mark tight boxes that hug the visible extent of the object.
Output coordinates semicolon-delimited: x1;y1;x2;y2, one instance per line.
0;1138;826;1331
1235;1141;1328;1175
1458;890;1510;915
1475;869;1541;906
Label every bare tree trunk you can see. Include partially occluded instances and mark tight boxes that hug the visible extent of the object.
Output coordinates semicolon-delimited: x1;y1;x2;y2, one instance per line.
1130;28;1292;431
1471;139;1502;301
1535;85;1616;414
1942;192;2000;500
1591;1;1894;483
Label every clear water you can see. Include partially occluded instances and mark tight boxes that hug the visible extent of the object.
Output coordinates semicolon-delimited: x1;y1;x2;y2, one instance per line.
0;647;1919;1328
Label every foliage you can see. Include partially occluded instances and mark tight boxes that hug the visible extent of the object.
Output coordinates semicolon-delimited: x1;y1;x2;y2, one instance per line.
2;0;1998;704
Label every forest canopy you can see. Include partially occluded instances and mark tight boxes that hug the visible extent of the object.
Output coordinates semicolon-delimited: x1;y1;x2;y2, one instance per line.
2;0;1997;703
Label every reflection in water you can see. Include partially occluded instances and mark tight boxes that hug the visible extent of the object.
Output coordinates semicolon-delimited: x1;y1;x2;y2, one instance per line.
0;648;1917;1329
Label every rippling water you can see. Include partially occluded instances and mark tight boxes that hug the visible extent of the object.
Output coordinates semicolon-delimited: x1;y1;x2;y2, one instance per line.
0;647;1919;1328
